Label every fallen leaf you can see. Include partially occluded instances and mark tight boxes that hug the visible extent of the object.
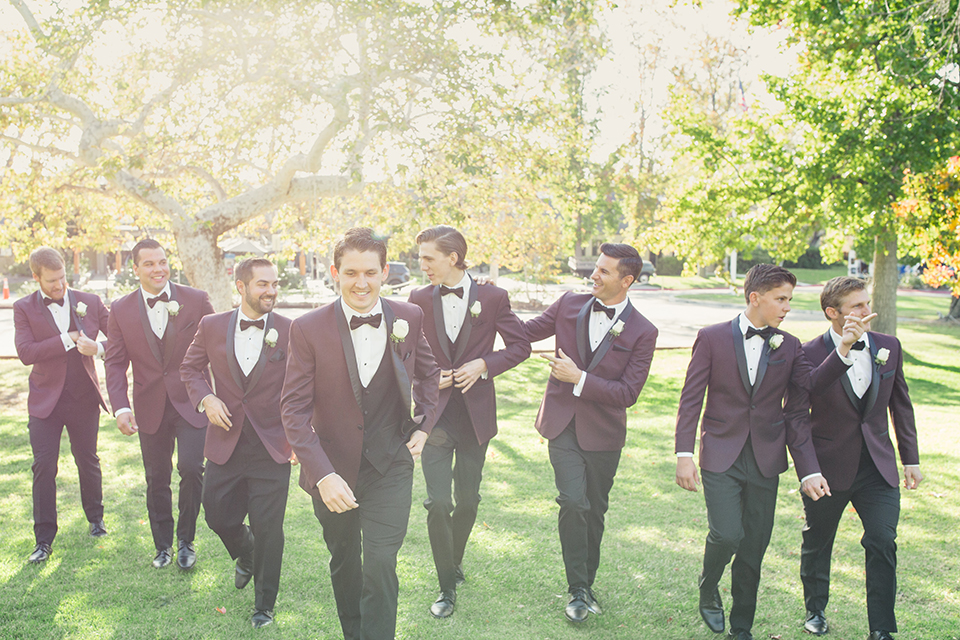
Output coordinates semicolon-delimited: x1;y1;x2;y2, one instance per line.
215;607;226;614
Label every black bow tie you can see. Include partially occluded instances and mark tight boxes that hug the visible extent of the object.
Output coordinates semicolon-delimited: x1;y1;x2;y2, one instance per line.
440;285;463;298
147;292;170;308
350;313;382;331
240;319;265;331
745;326;772;340
849;340;867;351
592;300;615;320
44;297;64;307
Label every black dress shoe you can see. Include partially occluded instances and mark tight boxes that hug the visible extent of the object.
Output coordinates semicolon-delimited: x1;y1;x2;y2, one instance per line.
454;564;466;586
565;587;590;623
176;539;196;570
804;609;829;635
430;590;456;619
868;632;894;640
252;609;274;629
584;588;602;615
89;519;108;538
699;585;725;633
235;549;254;589
28;543;52;564
728;631;754;640
152;548;173;569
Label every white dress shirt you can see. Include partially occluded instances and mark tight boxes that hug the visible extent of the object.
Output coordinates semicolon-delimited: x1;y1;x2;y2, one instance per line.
141;282;172;339
830;328;870;398
441;271;472;344
739;313;766;386
573;297;630;397
341;298;387;388
235;311;267;377
42;293;77;353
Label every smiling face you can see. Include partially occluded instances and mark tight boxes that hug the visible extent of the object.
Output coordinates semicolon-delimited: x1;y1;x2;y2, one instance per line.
238;264;279;318
826;289;872;334
589;253;633;305
418;240;461;287
747;283;794;329
332;249;389;314
34;266;67;301
133;247;170;295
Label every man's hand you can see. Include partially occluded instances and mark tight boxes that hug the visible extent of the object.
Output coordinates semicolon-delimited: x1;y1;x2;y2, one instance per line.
838;312;878;355
676;457;700;491
438;369;454;390
453;358;488;393
202;394;233;430
474;276;493;286
289;451;299;466
540;348;582;384
904;466;923;490
801;475;832;501
407;430;429;461
117;412;138;436
75;331;99;356
317;473;358;513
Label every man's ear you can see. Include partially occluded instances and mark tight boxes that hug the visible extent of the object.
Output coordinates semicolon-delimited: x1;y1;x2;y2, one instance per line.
622;275;635;289
747;291;759;306
824;306;840;321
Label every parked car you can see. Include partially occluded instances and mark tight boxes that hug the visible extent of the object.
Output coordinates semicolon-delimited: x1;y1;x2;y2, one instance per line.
385;261;411;286
567;256;656;284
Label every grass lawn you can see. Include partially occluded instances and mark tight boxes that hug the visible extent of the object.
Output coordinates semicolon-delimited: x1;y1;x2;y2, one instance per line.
1;322;958;639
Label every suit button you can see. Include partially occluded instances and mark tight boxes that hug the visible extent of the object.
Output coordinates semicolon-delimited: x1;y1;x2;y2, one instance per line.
242;399;247;404
750;404;756;410
357;425;363;431
163;372;168;376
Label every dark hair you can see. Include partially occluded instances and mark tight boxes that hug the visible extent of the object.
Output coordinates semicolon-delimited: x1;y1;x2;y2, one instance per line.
820;276;868;320
599;243;642;282
743;264;797;302
334;227;387;270
29;247;65;275
415;225;468;270
235;258;276;286
132;238;164;265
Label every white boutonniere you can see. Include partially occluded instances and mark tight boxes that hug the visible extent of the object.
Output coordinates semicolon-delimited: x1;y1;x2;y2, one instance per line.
875;347;890;365
166;300;181;316
610;319;625;337
769;333;783;350
391;318;409;343
265;328;279;348
74;301;87;317
470;300;481;317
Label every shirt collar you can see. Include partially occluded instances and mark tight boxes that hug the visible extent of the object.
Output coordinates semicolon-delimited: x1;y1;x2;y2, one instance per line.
829;326;869;352
739;312;764;336
340;297;384;324
237;310;268;330
595;296;629;317
140;282;172;303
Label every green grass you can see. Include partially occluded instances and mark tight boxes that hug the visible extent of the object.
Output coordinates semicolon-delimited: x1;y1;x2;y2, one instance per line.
1;324;957;639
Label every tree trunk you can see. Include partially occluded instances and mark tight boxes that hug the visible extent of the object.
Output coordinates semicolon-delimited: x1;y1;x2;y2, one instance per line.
488;254;500;284
871;235;899;337
948;295;960;320
173;225;234;312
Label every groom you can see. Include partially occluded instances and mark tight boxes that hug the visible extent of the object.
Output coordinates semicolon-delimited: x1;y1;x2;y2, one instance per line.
282;227;440;640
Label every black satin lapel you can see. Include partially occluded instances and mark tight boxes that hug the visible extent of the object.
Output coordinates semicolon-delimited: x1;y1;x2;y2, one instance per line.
453;279;478;364
225;310;245;392
66;290;82;333
575;297;594;367
384;301;413;416
432;285;452;364
752;336;772;399
137;290;164;366
586;301;634;372
335;299;365;410
862;335;882;415
731;319;752;396
245;313;273;394
826;332;862;412
39;291;61;335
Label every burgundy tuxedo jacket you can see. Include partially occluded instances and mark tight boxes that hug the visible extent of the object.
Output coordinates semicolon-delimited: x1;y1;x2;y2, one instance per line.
14;289;110;419
791;331;919;491
104;283;214;435
523;292;658;452
180;310;293;466
281;298;441;496
408;279;530;445
675;318;849;479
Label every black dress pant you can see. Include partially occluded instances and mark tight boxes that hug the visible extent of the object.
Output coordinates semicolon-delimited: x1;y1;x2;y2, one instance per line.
138;398;206;551
203;418;290;612
422;390;489;593
28;393;103;545
548;421;621;590
801;446;900;632
313;449;414;640
700;437;779;634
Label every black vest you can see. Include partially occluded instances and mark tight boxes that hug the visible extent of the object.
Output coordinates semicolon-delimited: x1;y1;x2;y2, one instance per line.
360;348;406;475
63;314;97;401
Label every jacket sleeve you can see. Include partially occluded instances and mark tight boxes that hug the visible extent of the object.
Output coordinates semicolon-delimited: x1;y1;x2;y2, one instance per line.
14;303;68;365
103;302;132;414
675;328;712;454
522;293;563;343
180;317;215;412
888;338;919;466
783;378;820;479
411;313;441;434
483;290;532;378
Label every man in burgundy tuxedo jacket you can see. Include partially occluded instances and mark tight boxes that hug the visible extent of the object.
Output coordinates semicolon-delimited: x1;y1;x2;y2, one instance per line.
281;228;440;640
14;247;110;564
104;239;214;570
789;277;921;640
408;226;531;618
181;259;294;629
523;243;658;623
674;265;866;640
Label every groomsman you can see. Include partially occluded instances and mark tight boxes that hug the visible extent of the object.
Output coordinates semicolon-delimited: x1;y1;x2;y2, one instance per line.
791;277;921;640
523;243;658;623
181;258;294;629
409;226;531;618
282;227;440;640
14;247;110;563
105;239;214;570
675;264;866;640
